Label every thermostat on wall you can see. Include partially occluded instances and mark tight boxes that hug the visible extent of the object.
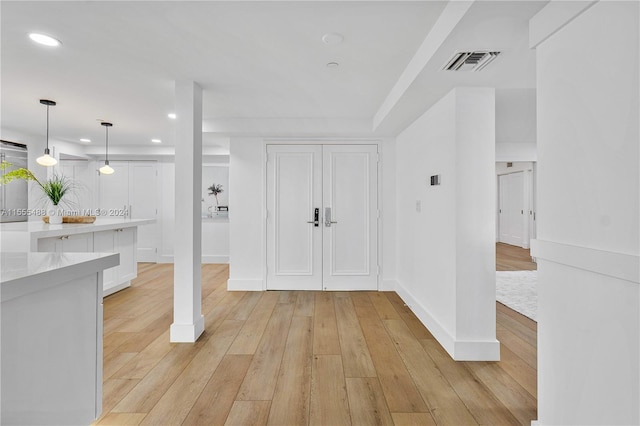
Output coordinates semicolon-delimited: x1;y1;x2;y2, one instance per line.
430;174;441;186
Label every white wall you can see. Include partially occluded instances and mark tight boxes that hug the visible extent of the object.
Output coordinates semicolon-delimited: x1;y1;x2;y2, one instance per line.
395;87;499;361
227;137;265;290
496;161;532;175
158;159;229;264
227;137;396;292
160;159;176;261
495;88;537;162
380;138;397;291
202;165;229;215
533;1;639;424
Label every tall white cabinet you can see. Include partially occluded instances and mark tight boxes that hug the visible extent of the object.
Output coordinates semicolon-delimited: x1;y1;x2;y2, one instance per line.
98;161;158;262
58;159;95;210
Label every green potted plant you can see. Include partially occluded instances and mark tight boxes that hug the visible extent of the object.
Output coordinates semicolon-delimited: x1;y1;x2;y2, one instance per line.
1;161;75;224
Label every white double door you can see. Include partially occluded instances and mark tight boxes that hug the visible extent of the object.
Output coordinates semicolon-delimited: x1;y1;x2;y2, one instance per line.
267;145;378;291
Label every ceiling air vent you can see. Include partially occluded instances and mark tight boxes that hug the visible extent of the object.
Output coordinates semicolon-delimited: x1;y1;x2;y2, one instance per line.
443;51;500;72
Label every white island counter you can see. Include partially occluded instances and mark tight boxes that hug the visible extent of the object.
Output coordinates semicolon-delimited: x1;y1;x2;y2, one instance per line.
0;218;154;296
1;251;119;425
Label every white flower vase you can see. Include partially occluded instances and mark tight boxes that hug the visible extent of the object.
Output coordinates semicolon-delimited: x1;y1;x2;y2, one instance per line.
49;206;63;224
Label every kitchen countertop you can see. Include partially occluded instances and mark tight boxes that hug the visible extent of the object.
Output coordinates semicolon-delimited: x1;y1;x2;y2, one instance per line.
0;217;155;238
1;251;119;302
0;218;156;252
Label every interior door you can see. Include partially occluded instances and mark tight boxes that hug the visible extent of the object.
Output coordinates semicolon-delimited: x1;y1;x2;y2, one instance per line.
129;162;158;262
266;144;378;291
266;145;323;290
322;145;378;291
499;172;524;247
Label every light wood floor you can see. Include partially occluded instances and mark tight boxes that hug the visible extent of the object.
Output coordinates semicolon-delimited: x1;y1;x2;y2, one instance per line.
94;261;537;425
496;242;537;271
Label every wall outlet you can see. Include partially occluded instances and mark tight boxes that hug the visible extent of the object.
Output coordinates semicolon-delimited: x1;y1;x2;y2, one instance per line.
416;200;421;213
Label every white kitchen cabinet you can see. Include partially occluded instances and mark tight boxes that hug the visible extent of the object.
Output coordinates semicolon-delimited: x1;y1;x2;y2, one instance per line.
37;232;94;253
94;227;136;296
21;219;152;297
98;161;158;262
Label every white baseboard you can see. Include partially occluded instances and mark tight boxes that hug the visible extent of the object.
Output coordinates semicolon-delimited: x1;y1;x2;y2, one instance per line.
157;255;229;264
227;278;264;291
395;281;500;361
395;282;457;356
202;255;229;264
170;315;205;342
453;339;500;361
380;279;398;291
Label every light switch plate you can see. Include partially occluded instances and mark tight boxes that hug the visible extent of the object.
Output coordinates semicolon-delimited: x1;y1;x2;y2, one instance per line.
416;200;421;212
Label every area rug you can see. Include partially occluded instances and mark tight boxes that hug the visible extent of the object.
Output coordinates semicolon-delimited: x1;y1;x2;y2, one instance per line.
496;270;537;321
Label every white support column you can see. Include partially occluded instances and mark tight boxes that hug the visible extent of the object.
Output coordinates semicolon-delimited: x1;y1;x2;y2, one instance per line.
170;80;204;343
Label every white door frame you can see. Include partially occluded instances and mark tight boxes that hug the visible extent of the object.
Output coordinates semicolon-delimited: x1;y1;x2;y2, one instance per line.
497;170;531;249
263;140;382;291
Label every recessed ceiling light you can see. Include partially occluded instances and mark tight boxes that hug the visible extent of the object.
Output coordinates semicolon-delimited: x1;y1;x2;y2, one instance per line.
80;138;91;143
322;33;344;45
168;113;176;119
151;139;162;143
29;33;61;47
326;62;340;68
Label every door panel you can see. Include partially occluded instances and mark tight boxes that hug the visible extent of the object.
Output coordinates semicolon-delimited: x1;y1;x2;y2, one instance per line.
499;174;509;242
59;160;94;211
129;162;158;262
98;161;158;262
322;145;378;290
98;161;129;212
266;144;378;291
266;146;322;290
499;172;524;247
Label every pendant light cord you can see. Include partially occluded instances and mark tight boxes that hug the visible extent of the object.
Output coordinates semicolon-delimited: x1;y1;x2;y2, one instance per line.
105;125;109;162
45;105;50;150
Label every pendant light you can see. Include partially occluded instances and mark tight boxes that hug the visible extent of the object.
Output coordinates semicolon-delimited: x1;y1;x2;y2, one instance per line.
36;99;58;166
99;122;114;175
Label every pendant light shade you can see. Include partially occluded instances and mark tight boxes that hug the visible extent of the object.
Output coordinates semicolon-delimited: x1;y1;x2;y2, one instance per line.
99;122;114;175
36;99;58;167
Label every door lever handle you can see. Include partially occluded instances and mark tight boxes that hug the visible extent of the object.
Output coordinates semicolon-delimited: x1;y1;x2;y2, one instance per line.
307;208;320;227
324;207;338;227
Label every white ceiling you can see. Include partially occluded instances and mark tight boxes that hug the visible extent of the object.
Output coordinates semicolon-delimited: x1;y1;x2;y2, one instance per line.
1;1;546;149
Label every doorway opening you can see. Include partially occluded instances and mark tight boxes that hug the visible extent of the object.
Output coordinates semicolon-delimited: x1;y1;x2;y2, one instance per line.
496;162;536;250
